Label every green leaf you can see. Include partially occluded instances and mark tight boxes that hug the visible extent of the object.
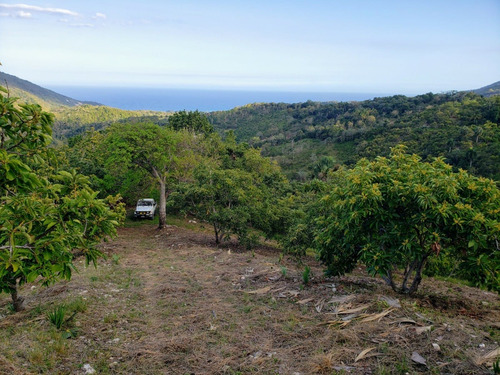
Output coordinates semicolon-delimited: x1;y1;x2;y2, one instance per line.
27;271;39;283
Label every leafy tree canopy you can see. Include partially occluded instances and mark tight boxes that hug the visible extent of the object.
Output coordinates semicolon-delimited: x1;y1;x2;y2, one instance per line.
169;137;293;246
311;146;500;294
168;110;214;135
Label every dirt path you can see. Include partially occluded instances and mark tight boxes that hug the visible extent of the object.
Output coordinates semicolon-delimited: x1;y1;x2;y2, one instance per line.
0;223;499;374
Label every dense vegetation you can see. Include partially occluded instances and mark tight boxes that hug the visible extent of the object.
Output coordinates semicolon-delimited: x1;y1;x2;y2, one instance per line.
208;92;500;181
2;74;500;305
53;105;171;141
64;122;500;294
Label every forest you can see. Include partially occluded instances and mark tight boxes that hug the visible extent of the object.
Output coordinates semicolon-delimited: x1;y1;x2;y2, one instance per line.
209;91;500;182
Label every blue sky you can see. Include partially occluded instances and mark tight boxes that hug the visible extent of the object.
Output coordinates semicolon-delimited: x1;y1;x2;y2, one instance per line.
1;0;499;94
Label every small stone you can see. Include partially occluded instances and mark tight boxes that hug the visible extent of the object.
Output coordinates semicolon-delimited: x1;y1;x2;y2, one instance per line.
432;343;440;351
411;352;427;366
479;343;485;348
83;364;96;374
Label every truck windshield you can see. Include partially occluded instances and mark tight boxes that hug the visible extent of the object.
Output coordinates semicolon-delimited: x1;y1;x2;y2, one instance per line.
138;201;152;206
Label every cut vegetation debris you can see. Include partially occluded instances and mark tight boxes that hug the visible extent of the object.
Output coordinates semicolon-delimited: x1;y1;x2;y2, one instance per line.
0;222;499;374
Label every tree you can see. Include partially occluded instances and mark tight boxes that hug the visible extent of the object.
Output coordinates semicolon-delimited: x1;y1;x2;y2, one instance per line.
186;163;255;245
0;87;124;311
313;146;500;294
101;123;198;229
172;141;292;247
168;110;214;135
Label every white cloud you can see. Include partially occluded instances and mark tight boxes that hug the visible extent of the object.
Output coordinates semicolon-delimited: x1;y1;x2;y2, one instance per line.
93;12;106;19
0;3;79;16
16;10;31;18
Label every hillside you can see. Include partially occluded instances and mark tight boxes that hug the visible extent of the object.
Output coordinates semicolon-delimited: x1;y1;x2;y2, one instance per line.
0;72;99;110
0;72;171;140
2;72;499;180
474;81;500;97
208;92;500;181
53;105;171;140
0;221;498;374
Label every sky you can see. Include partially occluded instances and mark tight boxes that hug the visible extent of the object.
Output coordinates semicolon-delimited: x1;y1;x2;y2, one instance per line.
0;0;499;94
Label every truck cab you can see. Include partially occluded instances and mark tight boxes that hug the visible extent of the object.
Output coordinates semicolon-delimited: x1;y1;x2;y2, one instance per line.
134;198;157;219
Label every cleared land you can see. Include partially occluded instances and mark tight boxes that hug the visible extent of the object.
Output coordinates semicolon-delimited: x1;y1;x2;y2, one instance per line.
0;221;499;374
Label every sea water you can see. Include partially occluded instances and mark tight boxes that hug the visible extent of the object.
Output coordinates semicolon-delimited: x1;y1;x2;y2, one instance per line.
48;86;388;112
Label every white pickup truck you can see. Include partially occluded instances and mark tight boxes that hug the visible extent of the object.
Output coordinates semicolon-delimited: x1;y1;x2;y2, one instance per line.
133;198;157;220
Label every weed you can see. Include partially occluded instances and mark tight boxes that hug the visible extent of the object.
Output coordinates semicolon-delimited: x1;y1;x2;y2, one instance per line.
379;342;389;353
187;278;203;292
375;365;391;375
493;359;500;375
241;305;253;314
376;299;389;311
47;305;67;329
90;276;99;282
280;265;287;278
112;254;121;265
103;312;118;324
395;356;409;374
29;304;43;317
302;265;311;285
61;328;79;339
7;303;15;313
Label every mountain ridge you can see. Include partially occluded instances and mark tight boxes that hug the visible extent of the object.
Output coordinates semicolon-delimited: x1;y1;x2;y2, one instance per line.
0;72;101;110
473;81;500;97
2;71;499;112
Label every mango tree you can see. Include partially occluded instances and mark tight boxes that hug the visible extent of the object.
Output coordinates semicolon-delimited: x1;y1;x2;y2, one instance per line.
0;87;124;311
178;145;292;247
314;145;500;294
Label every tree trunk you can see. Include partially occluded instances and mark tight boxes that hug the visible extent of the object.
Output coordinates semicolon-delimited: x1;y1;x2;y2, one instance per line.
407;253;430;295
11;284;25;312
158;179;167;229
152;167;168;229
213;223;220;244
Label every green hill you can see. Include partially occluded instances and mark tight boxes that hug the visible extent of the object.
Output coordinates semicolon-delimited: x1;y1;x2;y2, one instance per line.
208;92;500;181
53;105;171;140
2;71;499;181
0;72;99;110
0;72;171;140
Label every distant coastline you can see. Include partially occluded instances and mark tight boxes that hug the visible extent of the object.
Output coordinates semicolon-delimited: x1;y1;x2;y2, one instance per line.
47;86;389;112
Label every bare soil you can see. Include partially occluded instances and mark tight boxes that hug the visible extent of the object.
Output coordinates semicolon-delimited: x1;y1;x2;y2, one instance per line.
0;221;499;374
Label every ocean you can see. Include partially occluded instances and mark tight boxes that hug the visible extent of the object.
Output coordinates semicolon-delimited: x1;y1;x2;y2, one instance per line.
48;86;388;112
